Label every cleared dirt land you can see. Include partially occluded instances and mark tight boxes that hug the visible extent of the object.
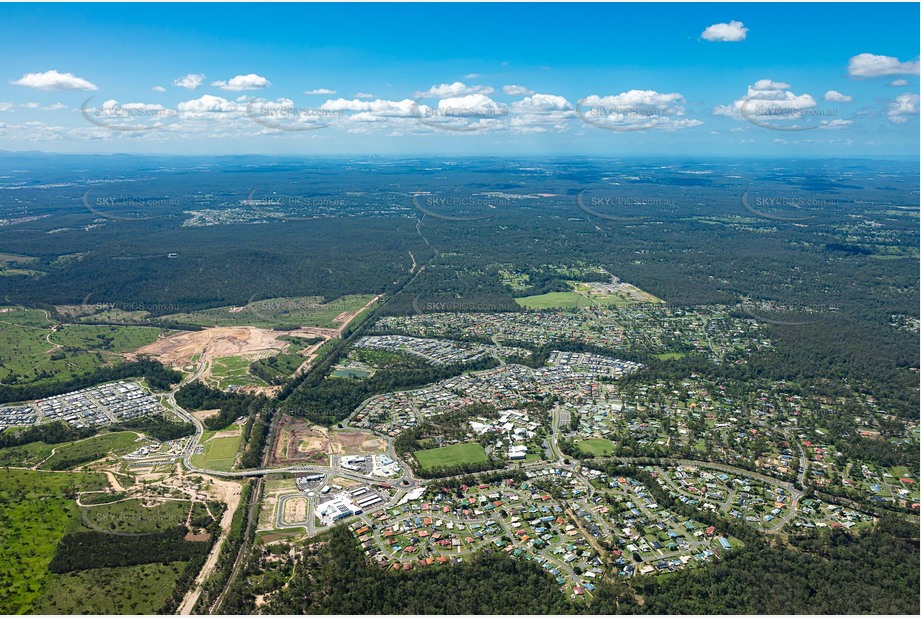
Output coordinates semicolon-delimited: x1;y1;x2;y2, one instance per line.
271;415;387;466
282;497;308;524
134;327;289;369
257;478;298;531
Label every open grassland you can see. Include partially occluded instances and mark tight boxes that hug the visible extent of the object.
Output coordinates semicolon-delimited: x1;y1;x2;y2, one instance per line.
0;469;107;614
208;355;269;389
39;432;140;471
0;268;43;277
0;253;38;266
0;307;165;387
516;281;664;310
57;303;156;324
31;561;186;615
0;441;55;467
414;442;488;471
514;291;586;309
654;351;687;360
0;308;106;385
161;294;375;329
77;499;192;535
570;281;664;306
51;324;166;353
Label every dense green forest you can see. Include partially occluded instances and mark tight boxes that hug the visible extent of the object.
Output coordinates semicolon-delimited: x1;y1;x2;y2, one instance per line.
175;381;269;430
111;415;196;442
3;158;916;419
49;528;211;573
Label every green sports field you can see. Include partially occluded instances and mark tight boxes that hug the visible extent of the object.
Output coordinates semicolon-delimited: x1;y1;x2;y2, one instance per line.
190;427;243;471
576;438;616;456
414;443;488;471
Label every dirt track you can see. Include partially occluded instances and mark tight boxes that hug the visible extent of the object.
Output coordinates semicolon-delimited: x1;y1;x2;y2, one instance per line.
177;475;243;615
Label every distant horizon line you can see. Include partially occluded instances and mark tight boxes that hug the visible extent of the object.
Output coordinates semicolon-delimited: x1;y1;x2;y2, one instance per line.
1;149;918;162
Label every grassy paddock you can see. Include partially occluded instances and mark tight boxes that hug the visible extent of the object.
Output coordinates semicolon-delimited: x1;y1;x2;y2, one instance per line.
414;442;488;471
576;438;616;457
40;432;140;471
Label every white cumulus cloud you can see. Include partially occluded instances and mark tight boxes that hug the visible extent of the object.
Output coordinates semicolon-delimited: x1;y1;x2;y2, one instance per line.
580;90;702;130
212;74;271;91
11;69;97;91
151;85;166;92
436;93;506;116
415;81;494;99
848;53;919;77
304;88;336;95
888;79;909;87
752;79;790;90
511;93;573;112
509;93;575;132
824;90;852;103
177;94;246;120
714;79;816;120
320;98;421;117
584;90;686;108
173;73;205;89
700;20;748;42
887;93;919;124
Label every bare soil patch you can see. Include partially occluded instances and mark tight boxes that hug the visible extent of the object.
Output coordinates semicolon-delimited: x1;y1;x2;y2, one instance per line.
270;414;387;466
193;409;221;422
134;326;290;370
211;428;242;440
283;497;308;524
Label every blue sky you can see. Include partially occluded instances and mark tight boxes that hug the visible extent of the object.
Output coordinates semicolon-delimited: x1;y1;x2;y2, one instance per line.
0;2;918;156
